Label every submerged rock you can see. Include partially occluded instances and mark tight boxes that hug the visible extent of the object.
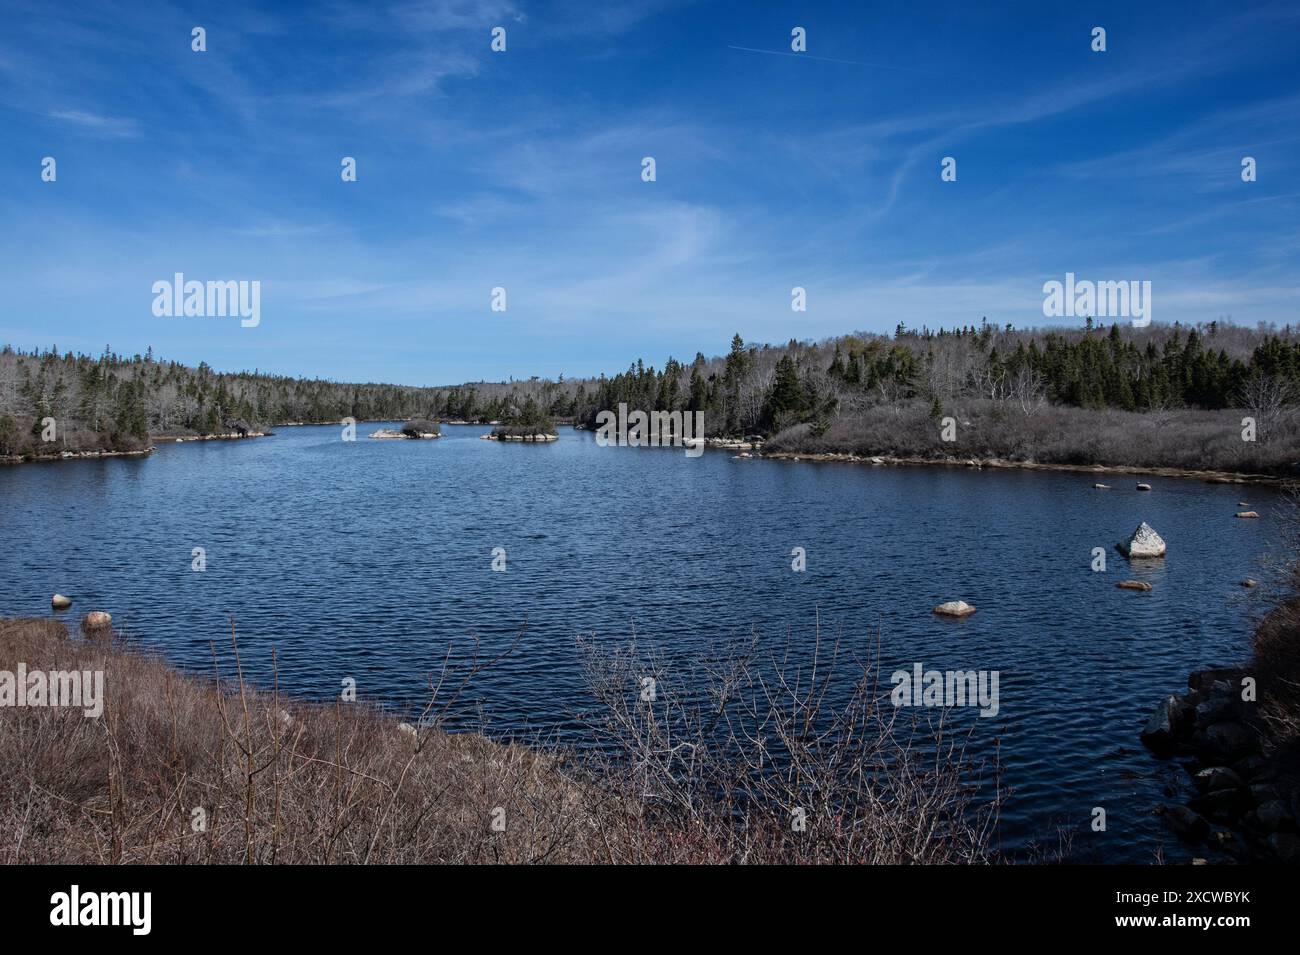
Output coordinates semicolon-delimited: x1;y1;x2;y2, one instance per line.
1137;483;1152;491
1118;522;1166;558
1235;511;1259;519
932;600;976;618
1117;580;1152;591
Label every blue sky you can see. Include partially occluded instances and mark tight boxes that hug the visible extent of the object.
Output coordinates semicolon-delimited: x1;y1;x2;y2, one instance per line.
1;0;1298;385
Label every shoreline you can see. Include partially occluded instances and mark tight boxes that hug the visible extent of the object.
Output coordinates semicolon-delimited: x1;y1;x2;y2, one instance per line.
1140;664;1300;864
4;423;1289;485
756;450;1286;485
0;447;154;466
1;430;270;467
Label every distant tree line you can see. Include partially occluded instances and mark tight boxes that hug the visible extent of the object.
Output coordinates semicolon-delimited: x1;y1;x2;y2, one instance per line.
0;344;572;456
3;321;1298;460
575;321;1300;439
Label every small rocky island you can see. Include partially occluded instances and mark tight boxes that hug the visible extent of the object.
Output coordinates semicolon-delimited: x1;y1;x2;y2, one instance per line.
370;419;441;439
482;398;558;442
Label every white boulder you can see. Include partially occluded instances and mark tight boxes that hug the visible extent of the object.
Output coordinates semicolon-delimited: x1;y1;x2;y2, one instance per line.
1119;522;1166;558
933;600;976;617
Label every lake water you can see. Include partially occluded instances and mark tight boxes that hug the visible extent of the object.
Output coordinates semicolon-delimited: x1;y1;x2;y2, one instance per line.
0;423;1285;862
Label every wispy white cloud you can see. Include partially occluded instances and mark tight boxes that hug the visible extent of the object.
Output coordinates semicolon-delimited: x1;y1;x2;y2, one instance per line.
47;108;139;138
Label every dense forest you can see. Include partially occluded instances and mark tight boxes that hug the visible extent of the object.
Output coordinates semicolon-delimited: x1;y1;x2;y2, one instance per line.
3;320;1298;471
575;320;1300;436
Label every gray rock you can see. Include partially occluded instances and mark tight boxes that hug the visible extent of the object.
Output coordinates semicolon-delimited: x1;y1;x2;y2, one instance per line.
1257;801;1294;833
1118;522;1166;557
1193;766;1244;794
1158;804;1209;842
1189;667;1242;694
1209;829;1250;857
1249;783;1279;803
932;600;976;617
1267;832;1300;864
1233;755;1271;781
1195;695;1240;726
1189;788;1248;821
1205;721;1257;760
1141;695;1194;755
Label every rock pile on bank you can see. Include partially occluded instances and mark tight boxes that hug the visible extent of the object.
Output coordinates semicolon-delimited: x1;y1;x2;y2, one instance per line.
1140;667;1299;863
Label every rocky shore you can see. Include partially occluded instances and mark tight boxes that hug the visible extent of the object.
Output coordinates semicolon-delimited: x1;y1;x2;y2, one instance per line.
2;428;270;466
756;450;1283;485
163;430;270;443
1;446;154;465
482;432;558;442
1141;668;1299;863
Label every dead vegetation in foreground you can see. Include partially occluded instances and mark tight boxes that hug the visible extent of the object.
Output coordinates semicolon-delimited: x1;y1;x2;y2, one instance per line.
0;618;997;864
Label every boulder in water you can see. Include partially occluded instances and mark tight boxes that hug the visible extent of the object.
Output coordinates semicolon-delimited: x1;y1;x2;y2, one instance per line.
933;600;976;617
1141;694;1193;755
1118;522;1166;558
51;594;72;610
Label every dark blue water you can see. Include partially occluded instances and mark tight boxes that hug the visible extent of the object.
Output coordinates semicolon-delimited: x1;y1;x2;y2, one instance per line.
0;424;1286;862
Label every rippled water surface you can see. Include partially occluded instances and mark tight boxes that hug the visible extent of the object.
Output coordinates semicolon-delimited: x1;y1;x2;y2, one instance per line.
0;424;1286;862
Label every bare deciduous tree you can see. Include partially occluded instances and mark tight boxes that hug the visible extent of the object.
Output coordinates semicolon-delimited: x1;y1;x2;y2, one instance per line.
1009;366;1046;416
1238;375;1296;441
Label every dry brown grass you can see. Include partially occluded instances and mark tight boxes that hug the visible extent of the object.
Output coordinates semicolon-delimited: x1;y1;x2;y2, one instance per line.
0;617;998;864
0;619;606;863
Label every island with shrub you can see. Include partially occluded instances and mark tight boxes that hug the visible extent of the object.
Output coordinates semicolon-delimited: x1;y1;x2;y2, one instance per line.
483;397;558;442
